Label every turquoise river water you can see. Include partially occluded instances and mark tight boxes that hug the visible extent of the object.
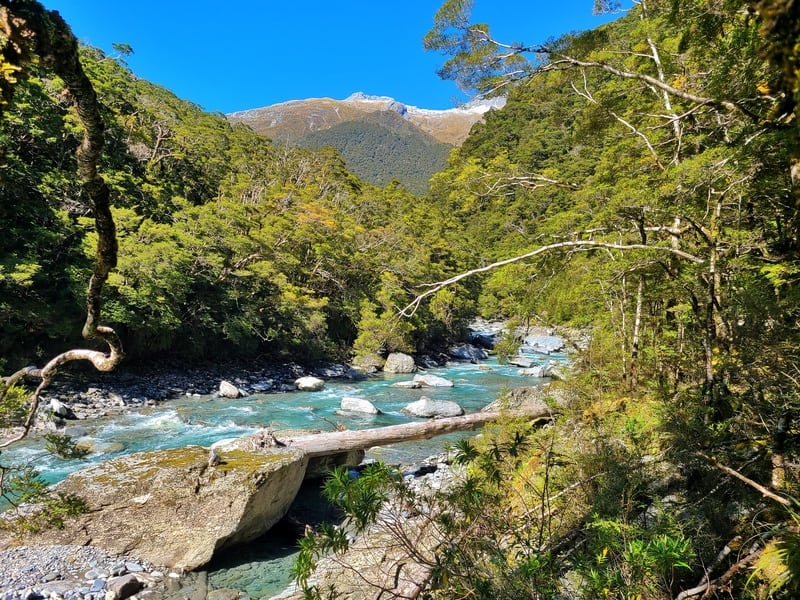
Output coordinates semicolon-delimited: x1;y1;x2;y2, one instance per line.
2;352;565;598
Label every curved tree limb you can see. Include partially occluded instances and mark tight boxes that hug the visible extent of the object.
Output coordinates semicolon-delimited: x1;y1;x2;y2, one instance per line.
400;240;704;317
0;1;123;447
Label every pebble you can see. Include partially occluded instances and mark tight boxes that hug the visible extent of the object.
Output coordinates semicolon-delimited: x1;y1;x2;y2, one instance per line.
0;545;181;600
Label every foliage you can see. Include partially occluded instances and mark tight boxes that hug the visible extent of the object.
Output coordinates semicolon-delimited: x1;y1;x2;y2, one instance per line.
43;432;89;459
0;45;464;367
0;464;88;534
302;110;453;195
0;384;27;428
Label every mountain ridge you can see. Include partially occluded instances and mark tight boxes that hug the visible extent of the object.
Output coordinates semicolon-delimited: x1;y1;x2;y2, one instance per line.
227;92;506;146
226;92;505;193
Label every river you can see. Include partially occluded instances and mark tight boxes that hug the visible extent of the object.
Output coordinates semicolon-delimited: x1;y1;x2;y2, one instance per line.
2;348;566;597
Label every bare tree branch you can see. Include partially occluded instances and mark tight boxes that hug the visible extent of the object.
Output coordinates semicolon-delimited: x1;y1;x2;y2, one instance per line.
697;452;793;507
400;240;704;317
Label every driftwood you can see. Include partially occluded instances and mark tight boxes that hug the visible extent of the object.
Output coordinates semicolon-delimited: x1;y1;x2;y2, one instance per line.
286;407;553;457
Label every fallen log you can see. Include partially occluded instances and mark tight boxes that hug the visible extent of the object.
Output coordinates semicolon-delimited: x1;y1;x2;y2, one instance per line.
286;406;553;457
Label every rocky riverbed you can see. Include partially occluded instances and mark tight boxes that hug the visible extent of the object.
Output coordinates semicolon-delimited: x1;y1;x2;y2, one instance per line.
0;544;211;600
17;359;364;432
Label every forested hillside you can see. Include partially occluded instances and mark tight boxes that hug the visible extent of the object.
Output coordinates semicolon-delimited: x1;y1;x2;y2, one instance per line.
302;110;453;195
294;0;800;597
0;46;471;370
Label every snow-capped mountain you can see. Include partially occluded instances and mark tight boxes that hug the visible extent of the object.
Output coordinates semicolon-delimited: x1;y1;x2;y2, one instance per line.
227;92;505;146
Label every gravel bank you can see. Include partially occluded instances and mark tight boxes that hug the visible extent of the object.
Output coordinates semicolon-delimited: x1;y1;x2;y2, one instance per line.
0;544;207;600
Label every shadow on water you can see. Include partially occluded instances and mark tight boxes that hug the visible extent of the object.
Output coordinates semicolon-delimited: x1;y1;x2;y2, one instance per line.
206;478;342;598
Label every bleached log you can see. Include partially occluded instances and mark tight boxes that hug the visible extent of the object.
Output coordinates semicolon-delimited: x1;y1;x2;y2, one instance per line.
286;406;552;457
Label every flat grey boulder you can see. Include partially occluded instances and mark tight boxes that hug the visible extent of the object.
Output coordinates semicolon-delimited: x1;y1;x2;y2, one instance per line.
402;397;464;418
295;376;325;391
340;396;381;415
391;380;422;389
412;373;454;388
16;445;308;570
521;334;565;354
507;356;535;368
384;352;416;374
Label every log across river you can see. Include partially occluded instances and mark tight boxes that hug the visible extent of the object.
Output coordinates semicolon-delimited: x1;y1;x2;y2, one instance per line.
287;406;553;456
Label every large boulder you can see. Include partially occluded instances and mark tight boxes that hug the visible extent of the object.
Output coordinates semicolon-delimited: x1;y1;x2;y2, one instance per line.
468;330;497;349
507;356;535;368
521;334;565;354
402;397;464;418
448;344;488;361
17;445;309;570
384;352;416;374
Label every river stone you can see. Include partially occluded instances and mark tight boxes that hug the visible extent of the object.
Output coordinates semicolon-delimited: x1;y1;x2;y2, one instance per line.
519;363;564;379
402;397;464;418
412;373;454;388
340;396;381;415
295;376;325;391
49;398;76;419
383;352;416;374
14;445;309;570
391;380;422;389
218;380;241;398
507;356;535;368
106;574;141;600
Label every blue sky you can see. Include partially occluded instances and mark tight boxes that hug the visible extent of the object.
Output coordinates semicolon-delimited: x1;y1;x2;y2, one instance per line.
43;1;625;114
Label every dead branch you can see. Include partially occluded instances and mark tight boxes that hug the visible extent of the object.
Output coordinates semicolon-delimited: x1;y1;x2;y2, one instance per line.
697;452;793;507
400;240;704;317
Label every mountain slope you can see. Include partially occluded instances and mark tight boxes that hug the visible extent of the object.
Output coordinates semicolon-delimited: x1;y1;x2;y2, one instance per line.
301;110;452;195
226;93;504;194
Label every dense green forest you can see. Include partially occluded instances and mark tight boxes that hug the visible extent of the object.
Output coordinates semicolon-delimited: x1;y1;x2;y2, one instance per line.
0;43;471;370
3;0;800;597
302;110;453;195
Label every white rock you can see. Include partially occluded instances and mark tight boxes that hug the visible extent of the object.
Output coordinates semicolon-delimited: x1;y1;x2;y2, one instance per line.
383;352;416;373
340;396;381;414
295;376;325;391
218;380;241;398
391;380;422;389
402;396;464;418
49;399;73;418
412;373;454;387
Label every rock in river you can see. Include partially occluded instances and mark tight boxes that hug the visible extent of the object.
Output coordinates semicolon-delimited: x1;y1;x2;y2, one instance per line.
402;397;464;418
